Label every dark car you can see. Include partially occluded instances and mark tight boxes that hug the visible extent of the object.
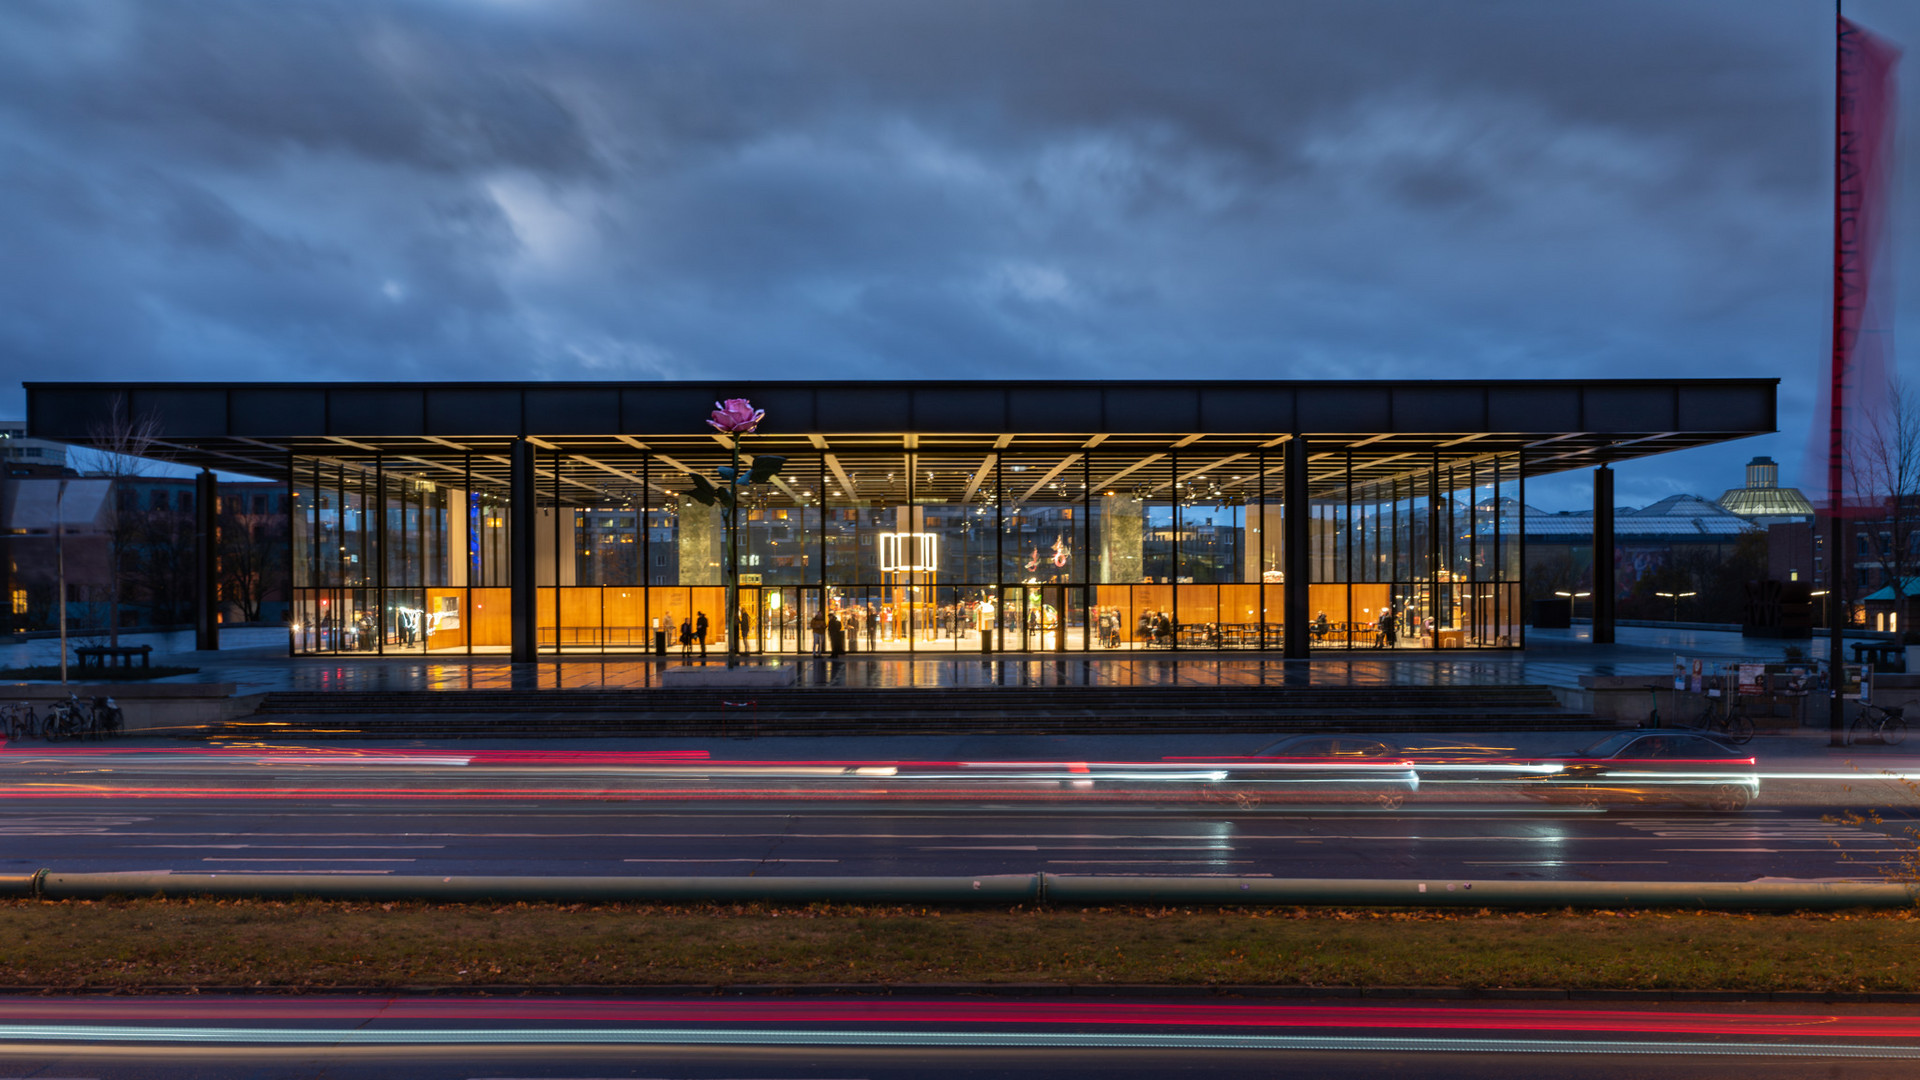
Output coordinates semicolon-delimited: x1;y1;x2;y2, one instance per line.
1252;736;1549;792
1523;731;1760;811
1215;735;1421;806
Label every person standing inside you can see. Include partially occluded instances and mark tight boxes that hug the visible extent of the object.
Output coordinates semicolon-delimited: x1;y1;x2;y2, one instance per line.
694;611;709;659
828;610;845;657
679;616;693;659
1377;605;1397;649
809;609;826;655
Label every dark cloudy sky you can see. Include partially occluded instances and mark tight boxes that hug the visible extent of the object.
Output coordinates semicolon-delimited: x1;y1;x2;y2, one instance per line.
2;0;1915;508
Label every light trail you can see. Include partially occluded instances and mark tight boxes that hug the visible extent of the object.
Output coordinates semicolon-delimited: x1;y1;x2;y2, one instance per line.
5;996;1919;1037
0;747;1917;815
0;1025;1913;1058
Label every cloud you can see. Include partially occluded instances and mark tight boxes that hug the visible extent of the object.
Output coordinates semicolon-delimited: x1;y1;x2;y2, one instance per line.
0;0;1914;505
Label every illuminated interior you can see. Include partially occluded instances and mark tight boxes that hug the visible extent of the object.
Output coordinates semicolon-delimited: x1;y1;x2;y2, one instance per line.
22;379;1777;657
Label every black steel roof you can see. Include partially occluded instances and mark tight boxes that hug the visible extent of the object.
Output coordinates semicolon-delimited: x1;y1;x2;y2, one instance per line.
25;378;1776;505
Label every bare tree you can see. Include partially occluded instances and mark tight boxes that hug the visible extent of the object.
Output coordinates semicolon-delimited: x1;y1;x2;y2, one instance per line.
79;397;162;647
125;496;197;625
219;499;288;623
1846;378;1920;630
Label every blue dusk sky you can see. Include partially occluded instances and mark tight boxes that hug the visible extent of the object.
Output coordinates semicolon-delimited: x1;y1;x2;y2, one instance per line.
2;0;1916;510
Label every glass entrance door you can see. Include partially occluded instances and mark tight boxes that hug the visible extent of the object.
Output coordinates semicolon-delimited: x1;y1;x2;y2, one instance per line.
760;586;812;653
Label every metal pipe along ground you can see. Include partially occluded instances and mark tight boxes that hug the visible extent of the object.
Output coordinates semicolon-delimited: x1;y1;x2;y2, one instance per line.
14;872;1918;909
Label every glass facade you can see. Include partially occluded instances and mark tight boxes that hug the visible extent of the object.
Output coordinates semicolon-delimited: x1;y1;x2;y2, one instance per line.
289;444;1526;655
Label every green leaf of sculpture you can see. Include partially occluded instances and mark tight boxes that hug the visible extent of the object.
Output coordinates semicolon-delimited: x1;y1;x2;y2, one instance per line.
686;474;720;506
748;454;787;484
716;466;738;483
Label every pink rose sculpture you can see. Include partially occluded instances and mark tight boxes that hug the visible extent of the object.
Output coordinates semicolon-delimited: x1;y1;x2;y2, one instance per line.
707;398;765;435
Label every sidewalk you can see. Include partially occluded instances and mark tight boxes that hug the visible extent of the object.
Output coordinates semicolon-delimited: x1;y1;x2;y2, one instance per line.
102;713;1920;767
124;624;1850;697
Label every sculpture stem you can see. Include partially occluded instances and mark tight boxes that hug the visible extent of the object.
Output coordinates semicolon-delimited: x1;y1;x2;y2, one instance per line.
725;435;742;668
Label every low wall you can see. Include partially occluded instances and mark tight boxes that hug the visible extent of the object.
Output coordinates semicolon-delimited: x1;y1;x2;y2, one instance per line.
0;683;263;733
1867;672;1920;712
1563;675;1807;730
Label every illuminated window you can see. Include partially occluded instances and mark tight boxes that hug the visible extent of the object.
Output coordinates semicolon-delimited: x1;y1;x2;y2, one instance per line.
10;589;25;616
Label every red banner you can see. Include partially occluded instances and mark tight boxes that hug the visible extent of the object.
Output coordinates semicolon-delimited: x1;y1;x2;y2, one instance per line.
1823;16;1901;515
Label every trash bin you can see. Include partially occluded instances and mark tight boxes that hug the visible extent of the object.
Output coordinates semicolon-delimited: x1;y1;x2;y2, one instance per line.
981;627;993;654
654;628;668;656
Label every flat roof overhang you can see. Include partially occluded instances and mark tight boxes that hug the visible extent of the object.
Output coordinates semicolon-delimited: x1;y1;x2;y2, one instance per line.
24;378;1776;505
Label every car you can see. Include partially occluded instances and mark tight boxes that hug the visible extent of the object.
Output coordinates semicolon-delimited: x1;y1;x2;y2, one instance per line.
1218;735;1421;806
1252;736;1548;792
1522;731;1760;811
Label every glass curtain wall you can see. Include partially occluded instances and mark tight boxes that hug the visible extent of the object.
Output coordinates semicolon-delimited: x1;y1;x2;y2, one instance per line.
291;459;452;654
288;447;1525;655
1308;451;1524;651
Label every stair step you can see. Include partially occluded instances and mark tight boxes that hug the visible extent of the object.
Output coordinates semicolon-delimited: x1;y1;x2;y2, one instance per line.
205;684;1593;740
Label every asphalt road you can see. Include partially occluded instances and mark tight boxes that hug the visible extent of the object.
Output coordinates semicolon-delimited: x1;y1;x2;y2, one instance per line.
0;742;1913;882
0;794;1912;882
0;996;1916;1079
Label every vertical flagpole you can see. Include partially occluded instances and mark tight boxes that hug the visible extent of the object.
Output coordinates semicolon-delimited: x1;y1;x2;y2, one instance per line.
1830;2;1848;746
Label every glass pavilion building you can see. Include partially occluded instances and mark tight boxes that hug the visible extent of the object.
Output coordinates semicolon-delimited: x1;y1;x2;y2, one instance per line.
24;379;1776;661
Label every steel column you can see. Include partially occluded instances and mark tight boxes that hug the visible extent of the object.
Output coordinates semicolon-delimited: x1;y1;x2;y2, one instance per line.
193;470;219;651
1283;436;1310;659
1593;464;1616;645
509;438;538;663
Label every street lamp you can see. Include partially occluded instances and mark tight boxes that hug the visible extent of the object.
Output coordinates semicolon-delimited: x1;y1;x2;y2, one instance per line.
1654;590;1697;623
55;478;67;684
1554;590;1590;627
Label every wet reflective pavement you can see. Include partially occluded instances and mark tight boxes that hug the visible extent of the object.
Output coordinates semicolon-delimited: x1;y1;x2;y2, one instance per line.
107;625;1857;695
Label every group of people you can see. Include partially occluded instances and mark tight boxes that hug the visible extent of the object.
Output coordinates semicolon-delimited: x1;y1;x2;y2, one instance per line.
677;611;710;658
1306;605;1407;648
341;607;436;651
1134;610;1176;647
671;601;1431;656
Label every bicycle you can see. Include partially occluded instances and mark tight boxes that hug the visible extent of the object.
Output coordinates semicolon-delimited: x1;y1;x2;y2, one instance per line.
1688;695;1754;746
42;695;89;742
86;696;122;739
42;694;118;742
1852;702;1907;746
0;702;37;741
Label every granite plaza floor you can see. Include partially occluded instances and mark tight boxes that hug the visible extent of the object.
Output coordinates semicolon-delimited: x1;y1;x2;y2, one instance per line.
6;623;1847;697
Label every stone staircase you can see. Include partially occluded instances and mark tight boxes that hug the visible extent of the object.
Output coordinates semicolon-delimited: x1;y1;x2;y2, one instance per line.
208;684;1596;739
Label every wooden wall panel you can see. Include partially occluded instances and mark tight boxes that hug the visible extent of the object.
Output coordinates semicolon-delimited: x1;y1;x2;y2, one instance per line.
469;588;512;647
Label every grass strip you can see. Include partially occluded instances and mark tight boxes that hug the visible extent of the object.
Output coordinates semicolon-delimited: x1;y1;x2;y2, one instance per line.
2;899;1918;993
0;665;199;681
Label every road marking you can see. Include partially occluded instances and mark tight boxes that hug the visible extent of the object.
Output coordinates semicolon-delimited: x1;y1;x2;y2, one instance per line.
204;870;396;875
621;859;840;863
917;844;1233;851
1045;859;1254;865
200;858;418;863
1463;861;1668;866
132;844;446;850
